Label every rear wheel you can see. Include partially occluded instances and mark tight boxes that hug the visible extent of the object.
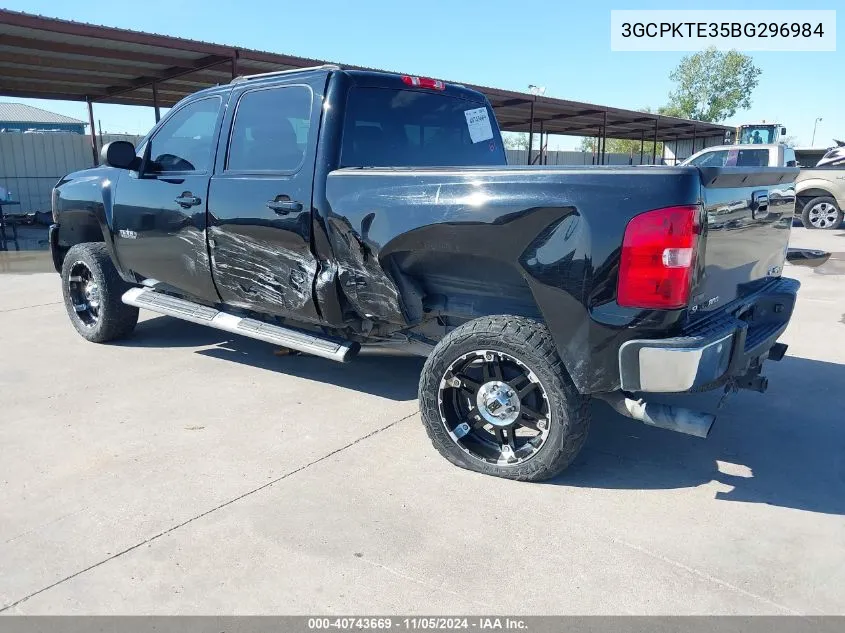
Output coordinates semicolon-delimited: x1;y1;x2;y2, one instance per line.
801;196;843;230
419;316;590;482
61;243;138;343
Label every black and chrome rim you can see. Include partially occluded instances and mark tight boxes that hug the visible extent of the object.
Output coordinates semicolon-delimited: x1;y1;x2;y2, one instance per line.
808;202;840;228
437;349;551;466
67;261;100;327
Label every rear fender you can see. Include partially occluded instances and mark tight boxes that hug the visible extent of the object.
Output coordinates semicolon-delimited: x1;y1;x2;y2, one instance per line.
328;204;605;392
796;177;842;206
332;205;570;323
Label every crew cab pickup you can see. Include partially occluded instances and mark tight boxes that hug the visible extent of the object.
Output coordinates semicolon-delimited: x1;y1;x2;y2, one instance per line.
50;65;800;481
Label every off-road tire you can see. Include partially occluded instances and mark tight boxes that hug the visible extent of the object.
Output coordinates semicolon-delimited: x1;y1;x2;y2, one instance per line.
419;315;590;482
61;242;139;343
801;196;843;230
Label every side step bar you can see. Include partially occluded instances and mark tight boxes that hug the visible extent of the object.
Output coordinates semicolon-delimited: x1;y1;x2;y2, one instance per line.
122;287;359;363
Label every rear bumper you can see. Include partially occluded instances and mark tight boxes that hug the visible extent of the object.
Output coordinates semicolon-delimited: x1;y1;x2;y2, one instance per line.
619;277;799;393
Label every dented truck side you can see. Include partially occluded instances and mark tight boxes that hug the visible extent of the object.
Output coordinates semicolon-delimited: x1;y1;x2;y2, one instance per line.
50;66;800;481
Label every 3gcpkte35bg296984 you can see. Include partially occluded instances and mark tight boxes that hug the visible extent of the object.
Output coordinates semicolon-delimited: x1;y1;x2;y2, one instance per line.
620;21;825;39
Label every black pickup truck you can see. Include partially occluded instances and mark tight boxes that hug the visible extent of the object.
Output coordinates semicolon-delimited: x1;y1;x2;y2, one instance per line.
50;65;800;481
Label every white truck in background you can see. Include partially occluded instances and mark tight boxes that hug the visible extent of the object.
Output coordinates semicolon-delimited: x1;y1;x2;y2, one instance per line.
682;143;843;229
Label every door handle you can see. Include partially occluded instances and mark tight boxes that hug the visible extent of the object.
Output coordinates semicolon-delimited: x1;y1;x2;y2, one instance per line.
266;198;303;214
750;190;769;218
174;192;201;208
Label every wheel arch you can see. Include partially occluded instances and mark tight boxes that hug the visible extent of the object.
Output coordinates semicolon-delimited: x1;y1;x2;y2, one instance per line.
381;210;594;393
797;187;837;206
796;176;841;209
52;171;125;277
388;249;543;325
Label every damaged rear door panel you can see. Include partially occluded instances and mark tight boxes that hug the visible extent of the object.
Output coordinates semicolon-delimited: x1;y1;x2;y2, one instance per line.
206;71;328;323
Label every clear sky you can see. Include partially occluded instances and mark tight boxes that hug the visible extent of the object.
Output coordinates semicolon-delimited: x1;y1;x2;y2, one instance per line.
1;0;840;148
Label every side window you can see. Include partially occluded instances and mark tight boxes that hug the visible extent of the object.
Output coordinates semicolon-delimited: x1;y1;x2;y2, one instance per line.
689;150;728;167
147;97;221;173
784;148;797;167
227;85;312;172
736;149;770;167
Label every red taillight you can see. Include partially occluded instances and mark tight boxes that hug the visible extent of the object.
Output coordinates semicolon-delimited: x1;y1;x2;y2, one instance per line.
617;205;701;309
401;75;446;90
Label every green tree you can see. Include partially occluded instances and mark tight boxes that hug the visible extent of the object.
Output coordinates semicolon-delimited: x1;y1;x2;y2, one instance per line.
580;108;664;158
664;47;761;122
502;132;530;150
579;136;663;159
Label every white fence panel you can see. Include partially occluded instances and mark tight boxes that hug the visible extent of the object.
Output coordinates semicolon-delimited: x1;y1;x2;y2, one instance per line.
2;133;725;214
506;149;657;166
0;133;143;213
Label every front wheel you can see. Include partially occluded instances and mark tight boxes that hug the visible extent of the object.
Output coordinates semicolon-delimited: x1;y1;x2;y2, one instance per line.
61;242;139;343
801;196;843;230
419;316;590;482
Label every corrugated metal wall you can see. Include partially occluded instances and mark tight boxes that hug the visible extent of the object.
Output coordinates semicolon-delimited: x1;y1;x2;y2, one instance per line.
1;132;727;214
0;133;142;213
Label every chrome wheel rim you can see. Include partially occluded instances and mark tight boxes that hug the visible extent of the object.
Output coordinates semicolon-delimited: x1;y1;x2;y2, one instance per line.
438;350;551;466
67;261;100;327
808;202;840;228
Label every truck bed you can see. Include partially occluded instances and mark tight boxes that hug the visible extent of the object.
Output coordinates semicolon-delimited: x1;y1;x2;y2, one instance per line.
323;164;798;392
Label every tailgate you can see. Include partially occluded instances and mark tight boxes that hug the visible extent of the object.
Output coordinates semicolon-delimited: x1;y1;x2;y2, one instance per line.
690;166;798;319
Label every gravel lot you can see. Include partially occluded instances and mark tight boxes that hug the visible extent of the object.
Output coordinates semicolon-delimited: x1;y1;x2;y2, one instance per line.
1;227;843;614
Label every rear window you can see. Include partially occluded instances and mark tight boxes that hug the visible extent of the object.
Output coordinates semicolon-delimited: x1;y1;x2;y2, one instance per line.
735;148;770;167
689;148;771;168
784;147;797;167
340;87;506;167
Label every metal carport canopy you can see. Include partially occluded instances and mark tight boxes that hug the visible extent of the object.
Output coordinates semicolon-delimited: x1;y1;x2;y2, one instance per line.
0;8;731;143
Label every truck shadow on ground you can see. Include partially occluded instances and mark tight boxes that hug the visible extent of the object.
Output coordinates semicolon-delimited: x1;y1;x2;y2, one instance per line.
561;355;845;516
121;315;424;401
124;317;843;515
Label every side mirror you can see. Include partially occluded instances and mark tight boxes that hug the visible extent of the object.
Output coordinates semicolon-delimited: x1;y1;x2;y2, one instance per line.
101;141;137;170
781;127;787;136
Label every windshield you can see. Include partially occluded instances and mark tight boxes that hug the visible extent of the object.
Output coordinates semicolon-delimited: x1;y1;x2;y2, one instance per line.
684;147;771;167
739;125;777;144
340;87;506;167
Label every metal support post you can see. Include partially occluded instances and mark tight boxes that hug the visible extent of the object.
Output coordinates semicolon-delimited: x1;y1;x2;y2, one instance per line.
600;110;608;165
152;81;161;123
652;117;659;164
86;97;98;166
527;101;535;165
539;120;545;165
639;130;645;165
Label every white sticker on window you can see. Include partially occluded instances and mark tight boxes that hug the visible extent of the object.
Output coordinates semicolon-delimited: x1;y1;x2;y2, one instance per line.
464;107;494;143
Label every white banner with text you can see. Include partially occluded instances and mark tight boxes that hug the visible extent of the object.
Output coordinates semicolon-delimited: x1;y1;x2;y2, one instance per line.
611;10;836;52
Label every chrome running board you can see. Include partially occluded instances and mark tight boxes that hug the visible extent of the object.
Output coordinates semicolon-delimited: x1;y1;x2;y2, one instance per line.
122;287;359;363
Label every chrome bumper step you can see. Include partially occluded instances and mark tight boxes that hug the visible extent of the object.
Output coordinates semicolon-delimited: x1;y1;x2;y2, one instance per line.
122;287;358;363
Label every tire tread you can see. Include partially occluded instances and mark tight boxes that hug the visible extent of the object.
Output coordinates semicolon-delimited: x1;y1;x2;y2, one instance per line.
801;196;843;230
61;242;138;343
418;315;590;482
